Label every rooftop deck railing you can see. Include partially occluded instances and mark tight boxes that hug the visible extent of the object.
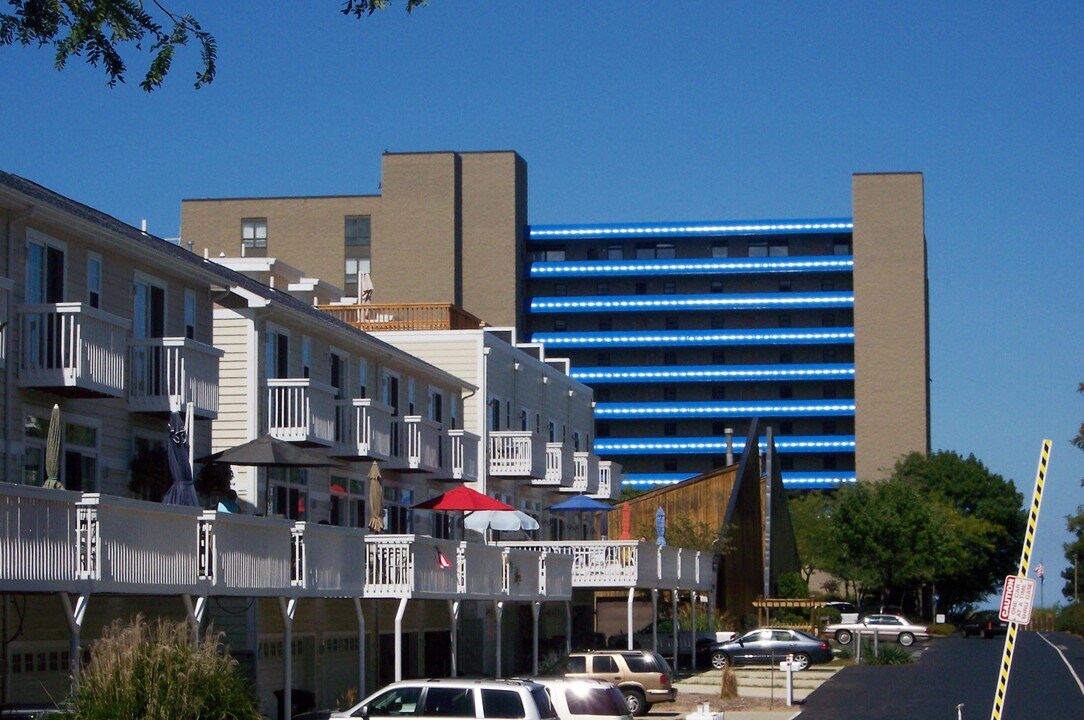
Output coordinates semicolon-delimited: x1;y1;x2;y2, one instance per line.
18;302;130;397
318;303;486;332
128;337;223;417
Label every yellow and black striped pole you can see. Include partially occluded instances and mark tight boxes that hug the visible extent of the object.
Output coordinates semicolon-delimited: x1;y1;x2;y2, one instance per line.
989;439;1051;720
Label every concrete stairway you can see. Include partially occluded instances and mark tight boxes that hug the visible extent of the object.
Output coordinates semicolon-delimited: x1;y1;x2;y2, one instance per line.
674;664;842;700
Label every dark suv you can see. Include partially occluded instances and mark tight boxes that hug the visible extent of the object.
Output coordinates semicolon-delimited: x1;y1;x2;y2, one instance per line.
961;610;1008;639
565;651;675;716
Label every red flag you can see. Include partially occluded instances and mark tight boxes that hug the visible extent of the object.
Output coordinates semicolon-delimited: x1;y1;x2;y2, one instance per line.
437;549;452;569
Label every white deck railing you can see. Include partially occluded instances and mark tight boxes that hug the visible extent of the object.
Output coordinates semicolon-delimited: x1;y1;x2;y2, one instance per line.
364;535;461;599
657;545;681;587
498;540;655;588
199;512;294;596
331;398;394;460
403;416;443;473
128;337;223;417
537;442;573;487
18;302;130;397
564;452;599;494
448;430;480;482
267;378;336;445
489;431;546;478
593;461;623;501
77;493;202;594
291;522;367;596
540;552;573;598
457;541;505;597
0;483;83;592
502;547;543;599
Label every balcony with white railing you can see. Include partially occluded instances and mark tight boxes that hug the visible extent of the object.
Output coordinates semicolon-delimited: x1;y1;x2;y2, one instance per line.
535;442;573;487
0;483;84;593
657;545;681;588
18;303;130;398
592;461;623;501
457;541;506;598
266;378;336;445
198;511;294;596
498;540;655;588
330;398;394;461
448;430;480;483
364;534;462;599
127;337;223;418
291;522;368;597
562;452;599;494
489;431;546;479
503;547;543;600
540;552;573;599
402;416;444;473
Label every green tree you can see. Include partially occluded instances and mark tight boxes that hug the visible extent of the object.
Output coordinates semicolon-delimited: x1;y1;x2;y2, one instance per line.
788;490;840;585
0;0;425;91
893;450;1025;609
1064;382;1084;601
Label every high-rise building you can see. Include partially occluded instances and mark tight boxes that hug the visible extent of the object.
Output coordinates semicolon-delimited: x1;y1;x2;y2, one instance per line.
182;154;929;491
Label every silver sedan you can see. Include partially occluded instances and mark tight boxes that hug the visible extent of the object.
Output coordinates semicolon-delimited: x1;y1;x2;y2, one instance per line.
824;614;930;647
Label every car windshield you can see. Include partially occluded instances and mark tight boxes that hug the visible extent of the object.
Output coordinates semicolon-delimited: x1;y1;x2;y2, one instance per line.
564;687;629;717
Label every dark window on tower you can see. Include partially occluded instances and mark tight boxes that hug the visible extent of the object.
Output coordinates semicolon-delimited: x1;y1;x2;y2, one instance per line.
554;319;567;331
781;456;794;471
823;456;838;470
665;315;679;330
663;282;676;295
711;315;725;329
597;422;610;437
822;278;835;291
710;281;724;293
344;215;371;246
821;313;835;327
712;422;726;435
769;240;789;257
780;421;793;434
657;242;676;259
749;240;768;257
595;388;611;402
823;349;837;362
663;351;677;366
635;282;648;295
587;248;599;260
779;279;792;292
711;385;726;400
635;244;655;260
607;245;623;260
712;242;729;258
598;318;612;331
833;240;852;256
711;350;726;364
663;387;677;401
597;352;611;366
664;423;677;437
554;284;567;297
779;385;793;399
778;314;792;328
823;384;838;399
597;283;609;296
780;351;793;364
823;420;838;434
664;459;678;472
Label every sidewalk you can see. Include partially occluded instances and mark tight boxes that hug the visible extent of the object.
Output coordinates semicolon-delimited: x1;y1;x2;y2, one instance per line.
667;665;842;719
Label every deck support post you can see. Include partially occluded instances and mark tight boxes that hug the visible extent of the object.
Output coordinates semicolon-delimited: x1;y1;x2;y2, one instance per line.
449;600;460;677
671;589;679;672
59;593;88;692
494;601;504;677
690;590;697;670
627;588;635;650
532;601;541;675
565;601;572;656
353;598;366;697
651;588;658;652
278;597;297;720
182;594;207;645
394;597;408;682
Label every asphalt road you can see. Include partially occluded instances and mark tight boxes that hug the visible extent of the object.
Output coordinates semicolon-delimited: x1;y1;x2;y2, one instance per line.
796;632;1084;720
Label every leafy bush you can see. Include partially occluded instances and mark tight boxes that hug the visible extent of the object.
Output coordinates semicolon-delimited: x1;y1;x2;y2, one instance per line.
862;642;914;665
928;622;957;637
539;651;569;676
1055;602;1084;634
71;616;259;720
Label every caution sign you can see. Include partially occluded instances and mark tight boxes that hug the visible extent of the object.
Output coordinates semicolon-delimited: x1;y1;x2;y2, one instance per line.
998;575;1036;625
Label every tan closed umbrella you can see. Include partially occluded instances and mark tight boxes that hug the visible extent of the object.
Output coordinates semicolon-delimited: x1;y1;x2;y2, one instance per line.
43;404;63;489
367;461;384;532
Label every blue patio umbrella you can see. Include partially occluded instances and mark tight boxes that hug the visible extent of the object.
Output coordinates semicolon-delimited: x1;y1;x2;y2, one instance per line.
547;495;616;513
162;410;199;506
655;507;666;546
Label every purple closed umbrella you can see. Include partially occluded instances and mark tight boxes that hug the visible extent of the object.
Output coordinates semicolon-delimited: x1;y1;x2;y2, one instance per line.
162;411;199;506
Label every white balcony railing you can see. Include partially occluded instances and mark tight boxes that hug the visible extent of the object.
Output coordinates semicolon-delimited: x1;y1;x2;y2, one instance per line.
127;337;223;417
537;442;573;487
291;522;368;596
267;378;336;445
403;416;443;472
364;534;461;599
0;483;83;593
498;540;656;588
18;303;130;397
563;452;599;494
330;398;394;460
198;512;294;596
457;541;505;597
448;430;480;482
489;431;546;479
503;547;542;599
593;461;623;501
540;552;573;599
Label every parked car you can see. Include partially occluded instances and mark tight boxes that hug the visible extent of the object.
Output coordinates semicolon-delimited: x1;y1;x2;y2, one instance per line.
295;678;558;720
824;613;930;647
565;650;675;716
823;601;861;623
0;705;68;719
697;628;834;671
532;678;631;720
960;610;1009;639
619;619;732;656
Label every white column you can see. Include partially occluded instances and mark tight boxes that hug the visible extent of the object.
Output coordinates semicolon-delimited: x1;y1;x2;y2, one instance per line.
495;601;505;677
565;602;572;656
59;593;88;692
353;598;366;698
671;590;678;672
532;602;541;675
183;594;207;645
626;588;635;650
394;597;408;682
690;590;697;671
278;597;297;720
651;589;658;652
449;600;461;677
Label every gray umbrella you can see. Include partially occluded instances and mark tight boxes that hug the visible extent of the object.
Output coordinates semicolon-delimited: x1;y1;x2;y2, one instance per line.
42;404;63;489
367;461;384;532
162;410;199;506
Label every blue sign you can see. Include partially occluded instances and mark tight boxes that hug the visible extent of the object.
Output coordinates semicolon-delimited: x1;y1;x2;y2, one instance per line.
655;507;666;546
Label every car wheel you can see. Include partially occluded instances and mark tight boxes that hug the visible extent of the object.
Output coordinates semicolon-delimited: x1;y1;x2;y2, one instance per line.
710;650;730;670
835;630;853;645
623;689;647;716
898;632;915;647
793;652;811;671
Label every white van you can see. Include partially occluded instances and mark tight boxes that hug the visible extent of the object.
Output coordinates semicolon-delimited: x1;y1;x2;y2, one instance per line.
532;678;631;720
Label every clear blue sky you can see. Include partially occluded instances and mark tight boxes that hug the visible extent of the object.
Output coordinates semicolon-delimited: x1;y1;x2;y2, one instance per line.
4;2;1082;601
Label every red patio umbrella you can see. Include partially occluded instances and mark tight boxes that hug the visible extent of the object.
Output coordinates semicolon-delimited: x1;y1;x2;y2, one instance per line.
412;485;514;512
